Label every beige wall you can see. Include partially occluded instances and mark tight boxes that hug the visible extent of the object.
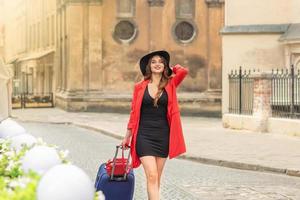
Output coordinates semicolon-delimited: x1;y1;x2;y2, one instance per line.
4;0;224;114
4;0;24;60
289;0;300;23
4;0;56;95
0;0;3;49
222;0;300;115
223;35;285;70
55;1;103;95
26;0;56;53
55;0;224;113
0;2;4;58
225;0;289;25
0;59;11;120
222;35;285;113
99;0;224;93
4;0;56;60
225;0;300;26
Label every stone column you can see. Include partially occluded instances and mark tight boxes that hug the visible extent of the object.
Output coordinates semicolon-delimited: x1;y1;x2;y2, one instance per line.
55;3;62;92
205;0;224;93
148;0;164;50
55;0;103;111
251;72;272;132
87;2;103;92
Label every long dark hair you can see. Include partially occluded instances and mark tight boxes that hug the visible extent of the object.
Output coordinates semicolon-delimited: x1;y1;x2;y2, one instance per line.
144;55;171;107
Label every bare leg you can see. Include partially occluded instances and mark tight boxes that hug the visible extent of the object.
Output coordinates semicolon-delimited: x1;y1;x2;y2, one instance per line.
156;157;167;190
140;156;159;200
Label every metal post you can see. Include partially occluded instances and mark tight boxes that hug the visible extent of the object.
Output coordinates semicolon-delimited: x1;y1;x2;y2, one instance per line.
51;93;54;107
21;93;24;108
239;66;242;114
291;65;295;117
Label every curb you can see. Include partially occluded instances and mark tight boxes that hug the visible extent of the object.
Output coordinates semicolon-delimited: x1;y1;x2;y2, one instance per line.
14;118;300;178
178;155;289;176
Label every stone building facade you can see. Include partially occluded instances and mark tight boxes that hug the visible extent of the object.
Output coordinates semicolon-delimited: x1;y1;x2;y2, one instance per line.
55;0;224;114
4;0;224;115
222;0;300;115
4;0;56;95
222;0;300;135
0;0;4;59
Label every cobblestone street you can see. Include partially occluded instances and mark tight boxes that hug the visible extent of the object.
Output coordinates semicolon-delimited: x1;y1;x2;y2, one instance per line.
2;0;300;199
20;121;300;200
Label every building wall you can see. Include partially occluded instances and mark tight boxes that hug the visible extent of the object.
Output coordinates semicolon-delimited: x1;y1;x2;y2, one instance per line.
0;0;4;58
225;0;289;26
98;0;224;93
55;0;103;96
4;0;25;60
225;0;300;26
288;0;300;23
4;0;224;114
4;0;56;95
222;0;300;114
286;0;300;70
55;0;224;113
222;35;286;114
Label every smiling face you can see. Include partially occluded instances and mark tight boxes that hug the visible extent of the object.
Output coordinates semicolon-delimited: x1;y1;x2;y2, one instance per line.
150;55;165;74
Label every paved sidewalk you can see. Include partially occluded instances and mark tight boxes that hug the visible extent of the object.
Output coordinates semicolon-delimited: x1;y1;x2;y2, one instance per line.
11;108;300;177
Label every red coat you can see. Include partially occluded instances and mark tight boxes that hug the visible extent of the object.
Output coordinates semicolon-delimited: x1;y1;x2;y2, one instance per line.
127;64;189;168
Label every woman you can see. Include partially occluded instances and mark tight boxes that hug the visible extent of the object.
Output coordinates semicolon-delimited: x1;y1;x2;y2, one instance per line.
121;50;188;200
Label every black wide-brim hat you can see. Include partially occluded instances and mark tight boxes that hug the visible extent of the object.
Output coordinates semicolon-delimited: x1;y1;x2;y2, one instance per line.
139;50;172;76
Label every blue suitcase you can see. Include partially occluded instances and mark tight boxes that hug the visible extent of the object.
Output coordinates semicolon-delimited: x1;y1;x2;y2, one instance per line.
95;145;135;200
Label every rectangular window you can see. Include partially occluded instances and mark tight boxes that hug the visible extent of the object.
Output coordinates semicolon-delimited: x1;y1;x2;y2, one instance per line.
27;68;33;94
0;33;3;46
51;15;55;46
46;17;50;46
117;0;135;18
22;19;26;52
37;22;40;48
175;0;195;19
33;24;36;50
29;26;32;50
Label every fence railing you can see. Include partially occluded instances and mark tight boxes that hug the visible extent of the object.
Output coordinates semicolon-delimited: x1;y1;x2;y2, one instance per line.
271;66;300;118
228;67;254;115
12;93;54;109
228;66;300;119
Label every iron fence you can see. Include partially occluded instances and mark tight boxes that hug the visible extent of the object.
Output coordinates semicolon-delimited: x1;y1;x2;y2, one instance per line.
228;66;300;119
12;94;23;109
12;93;54;109
271;65;300;118
228;67;254;115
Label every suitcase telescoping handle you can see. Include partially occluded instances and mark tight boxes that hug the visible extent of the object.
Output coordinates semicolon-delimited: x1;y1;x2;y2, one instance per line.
110;145;131;181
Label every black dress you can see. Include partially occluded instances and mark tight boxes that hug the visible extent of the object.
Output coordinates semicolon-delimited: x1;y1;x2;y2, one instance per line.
136;85;170;158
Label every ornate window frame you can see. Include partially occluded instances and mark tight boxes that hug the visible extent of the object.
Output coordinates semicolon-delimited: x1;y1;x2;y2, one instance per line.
172;20;197;44
113;19;138;44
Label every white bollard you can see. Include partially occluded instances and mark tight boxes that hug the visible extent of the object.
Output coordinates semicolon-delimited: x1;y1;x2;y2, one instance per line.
21;146;61;175
37;164;95;200
10;134;37;151
0;118;27;138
